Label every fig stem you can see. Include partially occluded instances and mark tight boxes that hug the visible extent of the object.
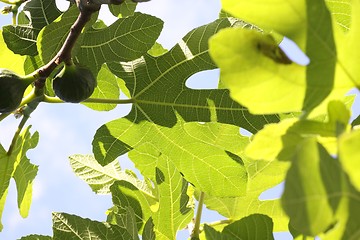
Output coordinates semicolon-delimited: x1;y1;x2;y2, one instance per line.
43;95;135;104
7;114;29;155
0;112;11;122
190;191;205;240
83;98;135;104
19;88;37;107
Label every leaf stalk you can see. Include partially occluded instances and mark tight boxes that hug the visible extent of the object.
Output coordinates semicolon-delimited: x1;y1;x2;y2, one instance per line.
191;191;205;239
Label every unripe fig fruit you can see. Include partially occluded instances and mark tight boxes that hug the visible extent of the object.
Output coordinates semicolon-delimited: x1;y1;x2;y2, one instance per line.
52;64;97;103
0;69;35;113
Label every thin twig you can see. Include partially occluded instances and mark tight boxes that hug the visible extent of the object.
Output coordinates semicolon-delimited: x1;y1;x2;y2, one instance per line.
7;115;29;155
36;8;95;84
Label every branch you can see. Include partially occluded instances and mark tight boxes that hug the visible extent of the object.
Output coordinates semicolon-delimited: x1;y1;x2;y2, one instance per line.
36;9;94;84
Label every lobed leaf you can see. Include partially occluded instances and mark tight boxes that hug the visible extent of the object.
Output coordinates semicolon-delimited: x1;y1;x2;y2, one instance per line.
106;17;279;131
95;118;248;197
0;126;39;230
129;148;193;238
92;18;279;197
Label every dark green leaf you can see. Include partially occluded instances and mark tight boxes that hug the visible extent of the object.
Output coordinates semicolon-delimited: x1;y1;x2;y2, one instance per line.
109;180;157;231
142;218;155;240
109;0;137;18
77;12;163;73
52;212;136;240
303;0;336;112
204;214;274;240
2;0;61;55
19;235;52;240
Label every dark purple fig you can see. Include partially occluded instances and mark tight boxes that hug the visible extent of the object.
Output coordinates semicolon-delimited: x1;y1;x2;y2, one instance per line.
52;64;97;103
0;69;35;113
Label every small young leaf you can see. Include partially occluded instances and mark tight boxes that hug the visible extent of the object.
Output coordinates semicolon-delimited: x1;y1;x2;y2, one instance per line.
109;0;137;18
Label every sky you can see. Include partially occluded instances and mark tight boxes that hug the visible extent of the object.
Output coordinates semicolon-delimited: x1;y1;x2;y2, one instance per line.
0;0;301;239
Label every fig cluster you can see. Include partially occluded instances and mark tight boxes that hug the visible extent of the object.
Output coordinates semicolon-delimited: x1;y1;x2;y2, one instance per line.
0;69;34;113
52;64;97;103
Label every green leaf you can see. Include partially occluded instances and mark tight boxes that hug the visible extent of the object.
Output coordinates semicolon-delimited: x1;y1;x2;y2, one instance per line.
245;119;299;162
142;218;155;240
77;12;164;73
246;100;351;161
204;214;274;240
95;118;248;197
281;138;339;236
13;152;38;218
52;212;137;240
109;0;137;18
204;225;223;240
325;0;351;32
109;180;157;232
221;0;306;47
19;235;52;240
302;0;336;112
0;126;39;230
129;148;193;238
224;214;274;240
352;114;360;127
37;5;79;64
69;154;144;194
0;30;26;74
0;145;9;231
201;158;289;231
341;1;360;89
209;28;305;114
82;64;120;111
215;0;358;115
339;129;360;191
2;0;61;56
147;42;167;57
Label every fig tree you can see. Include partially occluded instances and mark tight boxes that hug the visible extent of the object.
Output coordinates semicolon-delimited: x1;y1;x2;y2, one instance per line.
52;64;97;103
0;69;35;113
